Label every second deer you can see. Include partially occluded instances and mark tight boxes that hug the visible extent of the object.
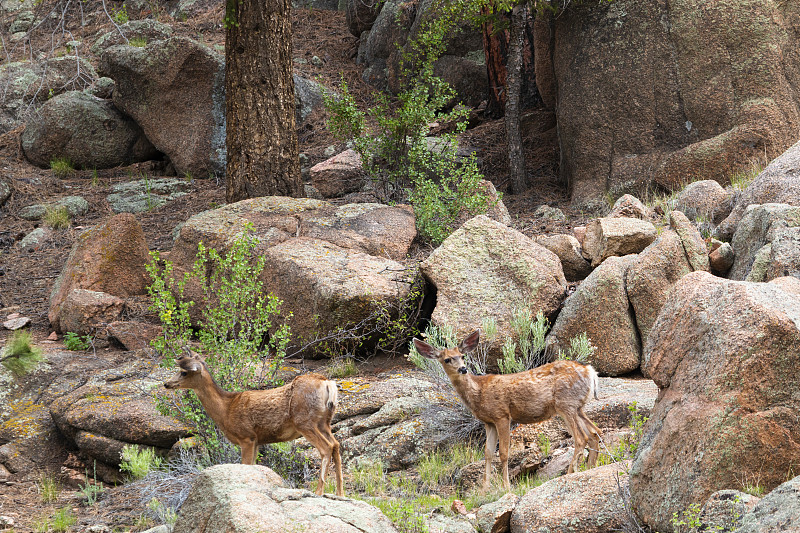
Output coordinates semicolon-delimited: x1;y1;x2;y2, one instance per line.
413;330;602;489
164;351;344;496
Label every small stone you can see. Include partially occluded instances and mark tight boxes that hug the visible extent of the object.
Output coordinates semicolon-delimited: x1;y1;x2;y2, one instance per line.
0;516;15;528
451;499;468;516
311;55;323;66
6;313;20;320
574;226;587;246
3;316;31;330
48;331;59;341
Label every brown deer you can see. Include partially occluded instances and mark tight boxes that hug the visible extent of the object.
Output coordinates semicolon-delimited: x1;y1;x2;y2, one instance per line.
413;330;602;489
164;351;344;496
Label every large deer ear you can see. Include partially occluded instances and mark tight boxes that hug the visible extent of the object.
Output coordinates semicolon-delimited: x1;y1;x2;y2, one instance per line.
459;330;480;353
413;338;439;359
177;356;202;373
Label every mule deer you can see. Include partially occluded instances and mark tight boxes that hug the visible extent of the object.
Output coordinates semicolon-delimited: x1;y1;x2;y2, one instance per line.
164;351;344;496
413;330;602;489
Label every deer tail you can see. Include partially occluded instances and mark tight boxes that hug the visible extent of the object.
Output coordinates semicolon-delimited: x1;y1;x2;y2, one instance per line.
324;380;339;412
589;365;599;401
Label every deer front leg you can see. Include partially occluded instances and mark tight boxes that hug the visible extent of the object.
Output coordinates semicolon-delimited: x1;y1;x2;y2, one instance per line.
497;418;511;489
239;438;257;465
484;423;498;489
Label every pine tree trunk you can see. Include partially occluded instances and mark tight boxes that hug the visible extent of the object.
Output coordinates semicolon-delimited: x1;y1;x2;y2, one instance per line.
225;0;302;203
505;3;527;194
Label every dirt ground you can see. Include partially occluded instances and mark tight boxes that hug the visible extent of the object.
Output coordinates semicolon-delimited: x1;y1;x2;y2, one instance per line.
0;5;590;531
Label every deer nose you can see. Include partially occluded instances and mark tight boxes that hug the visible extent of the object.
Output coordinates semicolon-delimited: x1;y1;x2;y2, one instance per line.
458;367;468;374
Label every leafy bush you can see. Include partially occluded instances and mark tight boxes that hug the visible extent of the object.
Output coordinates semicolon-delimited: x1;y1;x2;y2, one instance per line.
120;444;163;480
148;225;292;465
1;330;44;376
63;331;92;351
323;4;498;245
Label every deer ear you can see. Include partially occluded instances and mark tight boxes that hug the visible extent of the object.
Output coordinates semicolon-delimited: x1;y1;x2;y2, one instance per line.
413;338;439;359
459;330;480;353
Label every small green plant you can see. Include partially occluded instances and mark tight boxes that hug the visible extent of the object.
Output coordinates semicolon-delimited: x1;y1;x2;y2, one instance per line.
78;463;104;505
351;458;386;495
38;508;76;533
129;36;147;47
43;205;71;229
671;502;703;533
418;442;483;490
120;444;163;480
1;330;44;376
147;498;178;526
63;331;92;351
39;473;59;503
729;160;765;191
537;433;551;457
49;157;75;178
558;331;596;363
90;168;99;187
326;356;358;379
370;497;429;533
111;2;129;23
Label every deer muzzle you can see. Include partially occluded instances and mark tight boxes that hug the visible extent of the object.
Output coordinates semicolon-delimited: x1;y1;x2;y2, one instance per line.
458;367;468;374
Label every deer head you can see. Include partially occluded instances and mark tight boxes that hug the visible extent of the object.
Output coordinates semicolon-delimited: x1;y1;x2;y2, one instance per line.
413;330;480;376
164;350;206;390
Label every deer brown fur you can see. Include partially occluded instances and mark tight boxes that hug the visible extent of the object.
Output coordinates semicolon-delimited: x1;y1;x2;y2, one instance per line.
414;330;602;489
164;351;344;496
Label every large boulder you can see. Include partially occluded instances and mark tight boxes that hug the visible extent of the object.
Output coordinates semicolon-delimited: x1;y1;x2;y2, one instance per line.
728;203;800;281
21;91;159;169
172;464;399;533
48;214;150;333
552;0;800;208
56;289;125;336
99;37;226;179
90;19;174;56
546;255;640;376
309;149;366;198
534;234;592;282
675;180;733;224
631;272;800;533
510;463;632;533
717;139;800;240
421;215;567;360
169;197;419;351
49;356;190;481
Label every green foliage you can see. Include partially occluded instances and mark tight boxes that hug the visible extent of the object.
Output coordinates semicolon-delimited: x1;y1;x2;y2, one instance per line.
43;206;71;230
147;498;178;526
729;160;765;191
120;444;163;480
78;463;104;505
90;168;99;187
351;458;387;495
129;36;148;47
39;473;59;503
537;433;551;457
49;157;75;178
371;498;429;533
596;401;649;467
148;225;292;465
671;503;703;533
558;331;596;363
322;1;498;244
33;507;76;533
1;330;44;376
418;442;483;490
63;331;92;351
111;2;129;23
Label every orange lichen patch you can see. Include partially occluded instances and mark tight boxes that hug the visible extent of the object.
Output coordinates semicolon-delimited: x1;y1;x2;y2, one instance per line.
339;380;370;394
0;400;49;440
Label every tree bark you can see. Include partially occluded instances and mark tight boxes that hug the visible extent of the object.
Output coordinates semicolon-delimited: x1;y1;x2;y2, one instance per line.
225;0;303;203
505;3;527;194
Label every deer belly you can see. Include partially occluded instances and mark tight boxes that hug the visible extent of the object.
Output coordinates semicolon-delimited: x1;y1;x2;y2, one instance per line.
258;426;302;444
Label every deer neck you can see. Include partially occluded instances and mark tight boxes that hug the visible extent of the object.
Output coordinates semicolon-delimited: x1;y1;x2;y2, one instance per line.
447;372;481;411
192;375;237;429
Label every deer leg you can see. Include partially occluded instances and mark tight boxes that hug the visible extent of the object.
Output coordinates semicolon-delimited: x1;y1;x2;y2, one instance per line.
318;419;344;497
579;411;602;468
497;418;512;489
240;438;257;465
483;423;498;489
564;416;587;474
304;428;334;495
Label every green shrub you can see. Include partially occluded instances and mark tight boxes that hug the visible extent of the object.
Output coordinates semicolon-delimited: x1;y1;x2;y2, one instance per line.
49;157;75;178
111;3;129;23
120;444;164;480
43;206;71;230
63;331;92;351
39;473;59;503
1;330;44;376
33;507;76;533
148;225;292;465
78;463;104;505
326;356;358;379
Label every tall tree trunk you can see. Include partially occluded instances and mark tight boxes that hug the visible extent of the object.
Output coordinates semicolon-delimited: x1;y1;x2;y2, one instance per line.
225;0;302;203
505;3;527;194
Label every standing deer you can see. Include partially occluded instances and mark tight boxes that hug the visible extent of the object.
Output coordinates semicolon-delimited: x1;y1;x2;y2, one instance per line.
164;351;344;496
413;329;602;489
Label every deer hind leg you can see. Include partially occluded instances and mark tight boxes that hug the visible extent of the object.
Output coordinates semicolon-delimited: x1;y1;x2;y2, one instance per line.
496;418;512;489
483;423;499;489
564;415;588;474
318;419;344;496
303;427;336;495
578;410;602;469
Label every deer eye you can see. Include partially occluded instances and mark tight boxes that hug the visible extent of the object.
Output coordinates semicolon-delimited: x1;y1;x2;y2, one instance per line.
180;371;187;377
444;358;451;364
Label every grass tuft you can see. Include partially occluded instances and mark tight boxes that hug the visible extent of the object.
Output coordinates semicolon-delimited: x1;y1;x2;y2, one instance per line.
1;330;44;376
50;157;75;178
43;206;71;230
